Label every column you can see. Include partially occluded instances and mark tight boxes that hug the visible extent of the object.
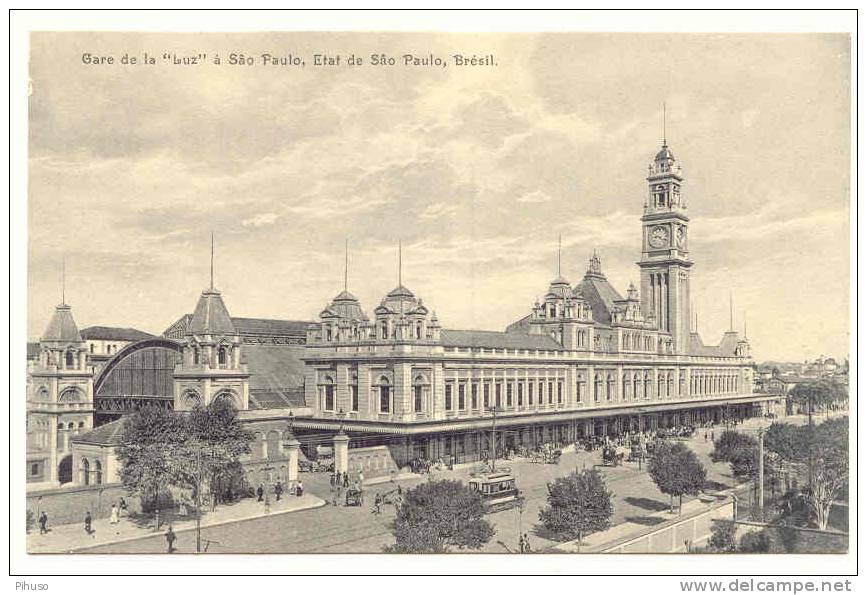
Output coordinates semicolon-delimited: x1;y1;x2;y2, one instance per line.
333;432;350;474
285;434;300;489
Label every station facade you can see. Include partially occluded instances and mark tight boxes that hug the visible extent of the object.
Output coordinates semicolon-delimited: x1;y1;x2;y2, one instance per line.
299;139;774;466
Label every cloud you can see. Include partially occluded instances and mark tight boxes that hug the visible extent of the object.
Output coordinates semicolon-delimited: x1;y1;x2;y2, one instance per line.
242;213;279;228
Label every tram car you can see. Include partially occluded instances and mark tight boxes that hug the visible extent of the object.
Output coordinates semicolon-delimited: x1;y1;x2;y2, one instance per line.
467;472;525;513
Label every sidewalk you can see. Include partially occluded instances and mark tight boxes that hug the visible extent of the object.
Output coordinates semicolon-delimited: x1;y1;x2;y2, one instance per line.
27;493;326;554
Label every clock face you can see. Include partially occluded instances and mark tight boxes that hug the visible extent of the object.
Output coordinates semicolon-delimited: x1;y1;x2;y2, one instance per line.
649;225;669;248
676;226;686;247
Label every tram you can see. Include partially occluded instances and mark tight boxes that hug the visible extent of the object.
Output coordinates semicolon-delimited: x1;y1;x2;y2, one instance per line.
467;471;525;513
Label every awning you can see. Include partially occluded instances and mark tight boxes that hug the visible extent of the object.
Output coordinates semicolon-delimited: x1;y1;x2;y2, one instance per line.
291;394;778;436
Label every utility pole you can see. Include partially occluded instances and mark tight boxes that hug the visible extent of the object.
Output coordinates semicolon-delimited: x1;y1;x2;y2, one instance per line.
757;428;765;520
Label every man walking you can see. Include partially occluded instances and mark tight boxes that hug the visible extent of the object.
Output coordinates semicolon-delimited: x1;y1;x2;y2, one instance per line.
165;525;176;553
38;511;48;535
523;533;531;553
257;483;264;502
84;511;92;535
274;481;283;502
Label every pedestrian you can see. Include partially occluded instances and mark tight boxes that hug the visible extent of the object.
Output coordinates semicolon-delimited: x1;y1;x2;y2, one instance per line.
518;534;525;553
358;470;364;486
84;511;92;535
165;525;176;553
296;480;304;497
257;483;264;502
275;481;283;502
178;496;188;517
38;511;48;535
119;497;128;518
711;431;715;442
110;503;119;525
523;532;531;553
704;431;708;442
343;472;349;488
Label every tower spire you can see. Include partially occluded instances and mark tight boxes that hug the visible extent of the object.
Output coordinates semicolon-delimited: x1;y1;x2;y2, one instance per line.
558;233;562;277
743;311;748;339
729;292;734;332
344;238;349;293
210;231;215;290
61;257;66;305
662;102;667;145
398;239;402;287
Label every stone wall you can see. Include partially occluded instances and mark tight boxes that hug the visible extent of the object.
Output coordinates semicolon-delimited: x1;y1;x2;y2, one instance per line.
347;445;400;478
26;483;140;527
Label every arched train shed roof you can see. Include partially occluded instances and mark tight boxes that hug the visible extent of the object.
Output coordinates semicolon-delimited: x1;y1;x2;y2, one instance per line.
94;338;183;398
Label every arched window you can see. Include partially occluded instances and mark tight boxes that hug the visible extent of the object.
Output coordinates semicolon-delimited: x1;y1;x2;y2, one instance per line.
634;374;641;400
94;460;103;485
667;373;674;398
218;347;227;365
81;458;90;486
413;374;428;413
65;350;75;367
658;374;666;397
594;374;602;402
415;322;422;340
644;373;653;399
378;376;391;414
58;388;81;403
623;376;630;400
182;390;201;409
193;347;200;365
380;321;388;340
606;375;614;401
213;391;238;409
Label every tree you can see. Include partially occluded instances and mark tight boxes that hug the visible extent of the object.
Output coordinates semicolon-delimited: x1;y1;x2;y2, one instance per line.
386;479;494;553
763;417;848;530
711;430;757;464
803;417;848;530
789;380;846;418
707;519;736;553
116;405;189;510
648;441;707;513
539;468;614;547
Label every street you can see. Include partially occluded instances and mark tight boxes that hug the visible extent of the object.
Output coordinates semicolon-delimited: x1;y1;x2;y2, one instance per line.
79;414;816;554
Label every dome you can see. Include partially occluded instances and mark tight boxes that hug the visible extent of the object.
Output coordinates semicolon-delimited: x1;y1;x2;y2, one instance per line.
379;284;422;315
386;285;415;299
325;290;368;322
655;144;675;162
546;276;572;299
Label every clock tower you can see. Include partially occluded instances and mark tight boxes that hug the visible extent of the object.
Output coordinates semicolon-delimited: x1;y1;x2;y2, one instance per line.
638;139;692;354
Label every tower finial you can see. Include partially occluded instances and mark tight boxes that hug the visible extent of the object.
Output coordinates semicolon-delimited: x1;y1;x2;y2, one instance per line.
398;239;402;287
344;238;349;293
210;231;215;290
61;257;66;305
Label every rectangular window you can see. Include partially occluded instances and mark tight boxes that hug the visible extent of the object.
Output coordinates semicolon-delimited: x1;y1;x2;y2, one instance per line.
30;463;38;476
471;383;479;409
506;383;513;407
557;382;563;404
350;385;359;412
518;383;524;406
445;384;453;411
577;380;583;401
495;383;502;408
483;384;490;408
458;384;466;410
528;382;534;405
538;381;544;405
548;382;554;404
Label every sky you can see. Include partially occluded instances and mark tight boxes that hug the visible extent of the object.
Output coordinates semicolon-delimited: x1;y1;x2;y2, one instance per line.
27;32;851;363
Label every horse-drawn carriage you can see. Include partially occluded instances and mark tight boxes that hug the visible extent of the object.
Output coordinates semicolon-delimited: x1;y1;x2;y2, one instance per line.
601;444;625;466
345;486;363;507
529;444;562;464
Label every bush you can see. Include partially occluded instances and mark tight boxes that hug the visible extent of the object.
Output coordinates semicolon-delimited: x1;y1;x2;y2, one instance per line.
739;530;771;553
707;519;736;552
